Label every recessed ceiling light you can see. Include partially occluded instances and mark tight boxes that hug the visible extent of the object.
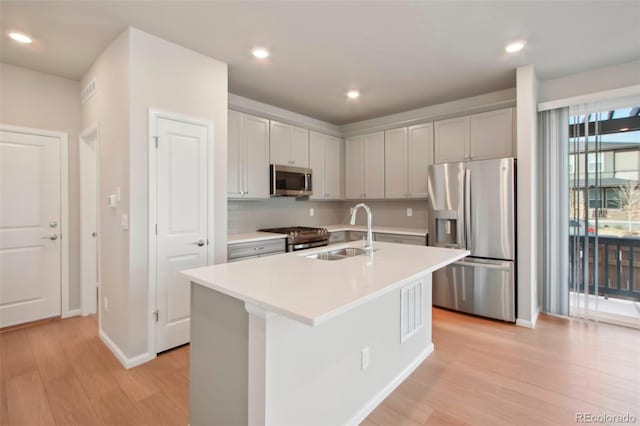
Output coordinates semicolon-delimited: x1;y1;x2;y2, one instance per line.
251;48;269;59
347;90;360;99
8;32;32;44
505;40;526;53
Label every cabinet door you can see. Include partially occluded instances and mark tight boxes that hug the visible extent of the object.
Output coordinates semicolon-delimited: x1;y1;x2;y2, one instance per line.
244;114;270;198
434;116;469;163
469;108;513;160
384;127;408;199
227;110;243;198
290;125;309;167
309;131;325;200
407;123;433;198
345;135;364;199
269;120;290;166
325;135;343;199
363;131;385;199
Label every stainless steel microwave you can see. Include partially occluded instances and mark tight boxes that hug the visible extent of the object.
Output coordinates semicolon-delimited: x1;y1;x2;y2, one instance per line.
270;164;312;197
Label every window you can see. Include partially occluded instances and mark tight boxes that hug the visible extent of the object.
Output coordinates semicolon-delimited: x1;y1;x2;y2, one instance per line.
587;153;604;172
606;188;621;209
568;155;575;174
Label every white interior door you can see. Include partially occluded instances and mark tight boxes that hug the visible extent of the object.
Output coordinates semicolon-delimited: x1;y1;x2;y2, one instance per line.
80;126;98;315
155;116;208;352
0;130;61;327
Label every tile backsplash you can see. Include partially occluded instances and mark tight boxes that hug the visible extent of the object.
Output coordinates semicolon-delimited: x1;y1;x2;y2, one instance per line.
228;198;428;234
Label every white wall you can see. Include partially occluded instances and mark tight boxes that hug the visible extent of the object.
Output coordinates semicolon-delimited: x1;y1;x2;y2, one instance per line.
538;60;640;104
128;27;228;356
516;65;539;327
81;31;131;348
0;63;82;312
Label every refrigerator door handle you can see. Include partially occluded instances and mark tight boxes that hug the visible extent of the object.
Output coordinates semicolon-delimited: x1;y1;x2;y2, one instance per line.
464;168;471;250
455;259;511;271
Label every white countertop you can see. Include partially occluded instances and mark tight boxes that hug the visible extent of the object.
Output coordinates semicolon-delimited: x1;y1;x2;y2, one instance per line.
227;231;287;244
325;224;428;237
182;241;468;326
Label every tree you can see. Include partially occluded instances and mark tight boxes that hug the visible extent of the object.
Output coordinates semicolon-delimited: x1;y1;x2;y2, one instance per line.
614;181;640;233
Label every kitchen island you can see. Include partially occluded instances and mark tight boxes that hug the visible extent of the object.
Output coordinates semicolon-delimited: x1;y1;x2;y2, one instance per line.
182;241;468;426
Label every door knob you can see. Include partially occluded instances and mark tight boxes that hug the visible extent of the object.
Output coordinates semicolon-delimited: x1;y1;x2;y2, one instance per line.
191;239;206;247
49;221;58;228
41;234;58;241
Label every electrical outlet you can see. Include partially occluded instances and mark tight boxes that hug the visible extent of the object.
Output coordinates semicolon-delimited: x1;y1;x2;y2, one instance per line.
103;297;109;312
407;207;413;217
361;347;370;371
309;208;314;217
121;214;129;230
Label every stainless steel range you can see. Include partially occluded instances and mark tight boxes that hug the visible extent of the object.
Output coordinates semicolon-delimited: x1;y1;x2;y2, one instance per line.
259;226;330;252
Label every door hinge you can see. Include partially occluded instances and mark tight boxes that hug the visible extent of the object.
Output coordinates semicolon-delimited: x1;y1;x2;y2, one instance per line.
153;310;159;323
153;136;159;148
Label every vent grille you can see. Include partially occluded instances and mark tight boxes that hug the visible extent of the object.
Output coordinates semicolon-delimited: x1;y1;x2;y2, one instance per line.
81;79;96;104
400;279;424;343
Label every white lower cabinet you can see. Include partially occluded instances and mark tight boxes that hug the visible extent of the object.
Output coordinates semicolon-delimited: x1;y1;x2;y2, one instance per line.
328;231;347;245
374;233;426;246
309;131;344;200
227;239;286;262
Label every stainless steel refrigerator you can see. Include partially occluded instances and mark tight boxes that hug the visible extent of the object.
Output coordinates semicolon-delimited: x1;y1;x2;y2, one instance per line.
427;158;516;322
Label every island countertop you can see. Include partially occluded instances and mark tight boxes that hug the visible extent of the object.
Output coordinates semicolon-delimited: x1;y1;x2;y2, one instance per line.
181;242;468;326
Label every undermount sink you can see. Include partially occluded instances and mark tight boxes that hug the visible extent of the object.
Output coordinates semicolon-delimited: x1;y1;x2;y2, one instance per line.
303;247;369;261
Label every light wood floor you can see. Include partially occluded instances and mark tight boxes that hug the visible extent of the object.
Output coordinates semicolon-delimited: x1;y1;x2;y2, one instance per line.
1;309;638;426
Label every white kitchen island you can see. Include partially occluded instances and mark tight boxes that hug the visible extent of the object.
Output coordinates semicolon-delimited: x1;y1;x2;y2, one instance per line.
181;241;468;426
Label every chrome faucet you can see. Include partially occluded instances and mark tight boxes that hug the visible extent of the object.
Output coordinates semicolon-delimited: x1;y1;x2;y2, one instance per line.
350;203;373;256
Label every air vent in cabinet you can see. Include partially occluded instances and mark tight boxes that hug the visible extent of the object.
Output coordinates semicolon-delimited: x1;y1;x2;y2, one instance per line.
400;279;424;343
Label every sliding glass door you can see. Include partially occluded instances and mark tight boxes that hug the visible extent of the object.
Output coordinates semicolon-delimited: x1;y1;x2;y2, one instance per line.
568;103;640;327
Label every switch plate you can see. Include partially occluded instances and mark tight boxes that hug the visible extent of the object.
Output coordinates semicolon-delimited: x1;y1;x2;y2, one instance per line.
309;208;314;217
103;297;109;312
407;208;413;217
361;347;370;371
121;214;129;230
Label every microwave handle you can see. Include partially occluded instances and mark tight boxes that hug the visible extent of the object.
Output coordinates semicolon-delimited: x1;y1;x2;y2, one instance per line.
306;173;312;192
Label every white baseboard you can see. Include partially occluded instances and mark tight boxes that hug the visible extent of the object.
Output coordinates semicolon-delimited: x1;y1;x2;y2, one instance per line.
345;342;435;426
61;308;81;319
516;307;540;329
99;329;155;369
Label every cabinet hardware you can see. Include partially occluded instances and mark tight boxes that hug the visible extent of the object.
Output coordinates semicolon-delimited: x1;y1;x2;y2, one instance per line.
41;233;58;240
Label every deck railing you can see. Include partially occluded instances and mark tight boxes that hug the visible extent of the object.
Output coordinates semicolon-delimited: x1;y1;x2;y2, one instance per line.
569;235;640;301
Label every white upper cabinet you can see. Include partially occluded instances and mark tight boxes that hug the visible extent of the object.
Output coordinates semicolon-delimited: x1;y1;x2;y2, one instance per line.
407;123;433;198
434;116;469;163
434;108;514;163
309;131;343;200
469;108;514;160
363;132;385;199
346;132;385;199
228;109;242;197
385;124;433;199
269;120;309;167
384;127;408;198
345;135;364;199
228;110;269;199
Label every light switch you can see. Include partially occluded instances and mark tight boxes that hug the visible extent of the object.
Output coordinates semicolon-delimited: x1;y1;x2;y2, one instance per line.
407;208;413;217
121;214;129;230
108;194;117;208
309;208;314;217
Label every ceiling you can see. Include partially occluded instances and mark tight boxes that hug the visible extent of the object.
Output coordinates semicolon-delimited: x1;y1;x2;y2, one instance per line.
1;1;639;124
